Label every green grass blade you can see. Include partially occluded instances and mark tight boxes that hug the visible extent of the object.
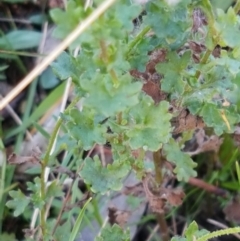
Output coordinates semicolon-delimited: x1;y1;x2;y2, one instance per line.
69;197;92;241
5;81;65;139
236;161;240;187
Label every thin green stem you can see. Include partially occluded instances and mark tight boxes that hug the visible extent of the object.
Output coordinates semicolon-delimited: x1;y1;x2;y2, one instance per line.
40;117;62;237
40;96;80;237
234;0;240;13
92;197;103;226
195;0;219;79
201;0;217;35
126;25;151;58
100;40;119;86
195;49;212;79
196;227;240;241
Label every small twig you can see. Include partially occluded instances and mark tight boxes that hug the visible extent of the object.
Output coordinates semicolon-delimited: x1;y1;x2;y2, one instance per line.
188;177;228;197
172;213;177;236
207;219;240;240
157;212;170;241
97;216;109;237
146;224;159;241
99;145;106;167
0;17;31;24
51;181;74;236
152;150;169;241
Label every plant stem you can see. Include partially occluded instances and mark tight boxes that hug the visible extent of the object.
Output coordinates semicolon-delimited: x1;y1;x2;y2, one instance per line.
201;0;217;35
126;25;151;58
195;49;212;79
234;0;240;13
195;0;218;79
153;150;169;241
196;227;240;241
92;197;103;226
153;150;163;185
40;117;62;237
100;40;119;86
52;181;73;236
40;96;80;237
157;212;170;241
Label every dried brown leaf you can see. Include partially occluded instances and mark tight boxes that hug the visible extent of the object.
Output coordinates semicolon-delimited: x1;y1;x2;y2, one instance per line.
142;175;185;214
8;146;41;165
163;188;185;207
8;153;39;165
53;166;76;179
123;183;144;197
189;41;206;54
224;196;240;223
108;207;130;228
148;196;166;214
187;129;223;156
192;8;207;32
172;109;205;134
142;80;167;104
146;49;167;75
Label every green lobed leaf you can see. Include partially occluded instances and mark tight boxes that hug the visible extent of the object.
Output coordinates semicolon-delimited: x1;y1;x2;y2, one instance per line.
96;224;130;241
6;190;30;217
65;107;107;150
144;0;192;49
183;59;238;116
53;221;71;241
171;224;209;241
54;134;78;153
78;0;141;48
46;180;63;200
214;50;240;76
51;51;80;81
184;221;199;241
80;73;142;117
50;1;90;40
126;95;172;151
27;177;45;209
184;221;210;241
128;36;162;71
114;1;142;32
163;139;197;181
80;156;130;194
156;51;191;95
199;103;240;135
215;8;240;48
